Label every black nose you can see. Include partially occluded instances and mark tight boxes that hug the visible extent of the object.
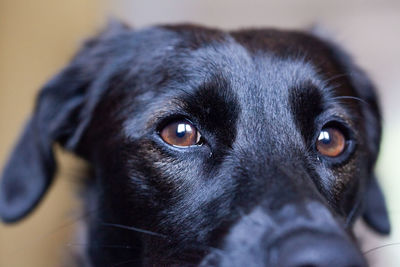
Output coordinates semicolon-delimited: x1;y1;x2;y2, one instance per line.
276;233;367;267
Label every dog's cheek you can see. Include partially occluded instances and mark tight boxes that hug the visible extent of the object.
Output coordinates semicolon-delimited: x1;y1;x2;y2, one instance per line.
132;148;235;245
331;154;365;220
122;140;199;216
96;124;235;249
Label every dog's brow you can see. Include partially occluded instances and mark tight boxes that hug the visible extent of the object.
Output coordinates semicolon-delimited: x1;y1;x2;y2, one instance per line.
289;83;324;139
179;77;240;147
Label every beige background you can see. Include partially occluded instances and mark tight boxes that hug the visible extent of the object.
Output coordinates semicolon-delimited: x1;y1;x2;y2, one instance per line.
1;0;399;266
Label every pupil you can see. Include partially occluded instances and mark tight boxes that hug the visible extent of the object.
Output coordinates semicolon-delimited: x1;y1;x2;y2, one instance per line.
318;130;331;145
176;123;187;138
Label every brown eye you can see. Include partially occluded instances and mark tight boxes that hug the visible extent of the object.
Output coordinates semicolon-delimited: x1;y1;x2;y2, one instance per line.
160;120;201;147
316;128;346;157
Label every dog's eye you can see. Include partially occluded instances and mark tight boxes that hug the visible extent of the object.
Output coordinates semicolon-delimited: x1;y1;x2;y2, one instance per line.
160;120;201;147
316;127;346;157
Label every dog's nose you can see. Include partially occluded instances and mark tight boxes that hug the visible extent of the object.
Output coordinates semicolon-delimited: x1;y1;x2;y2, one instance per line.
276;233;367;267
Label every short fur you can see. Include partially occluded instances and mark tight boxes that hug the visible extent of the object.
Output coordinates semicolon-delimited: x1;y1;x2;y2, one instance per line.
0;22;390;266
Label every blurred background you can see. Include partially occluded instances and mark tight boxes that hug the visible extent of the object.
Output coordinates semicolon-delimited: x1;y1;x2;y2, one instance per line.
0;0;399;266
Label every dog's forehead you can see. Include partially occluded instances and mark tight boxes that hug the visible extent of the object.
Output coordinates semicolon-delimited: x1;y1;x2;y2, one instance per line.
123;26;358;144
182;40;326;137
159;29;343;132
160;26;348;115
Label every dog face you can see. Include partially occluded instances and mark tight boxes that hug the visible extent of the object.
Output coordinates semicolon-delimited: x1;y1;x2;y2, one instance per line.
0;23;390;266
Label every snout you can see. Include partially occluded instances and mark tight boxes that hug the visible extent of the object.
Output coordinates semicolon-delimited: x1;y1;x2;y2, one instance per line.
200;202;366;267
274;232;366;267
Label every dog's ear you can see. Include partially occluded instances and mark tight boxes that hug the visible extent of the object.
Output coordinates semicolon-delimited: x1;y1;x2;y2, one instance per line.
340;56;390;235
363;176;390;234
0;21;131;223
311;28;390;234
0;67;82;223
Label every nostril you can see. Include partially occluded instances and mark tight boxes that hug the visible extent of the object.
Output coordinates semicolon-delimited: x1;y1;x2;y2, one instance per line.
275;233;366;267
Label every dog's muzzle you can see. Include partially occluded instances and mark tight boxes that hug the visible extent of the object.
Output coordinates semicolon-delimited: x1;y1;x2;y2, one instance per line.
274;232;365;267
200;202;366;267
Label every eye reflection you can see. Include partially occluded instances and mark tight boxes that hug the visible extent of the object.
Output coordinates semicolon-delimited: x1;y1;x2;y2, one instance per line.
318;131;331;144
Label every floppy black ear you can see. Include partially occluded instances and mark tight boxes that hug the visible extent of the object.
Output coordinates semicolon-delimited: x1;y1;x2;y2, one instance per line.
0;21;131;223
0;60;92;223
347;62;391;235
363;176;390;234
311;28;390;234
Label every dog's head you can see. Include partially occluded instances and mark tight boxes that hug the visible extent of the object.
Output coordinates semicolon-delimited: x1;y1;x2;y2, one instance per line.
0;22;390;266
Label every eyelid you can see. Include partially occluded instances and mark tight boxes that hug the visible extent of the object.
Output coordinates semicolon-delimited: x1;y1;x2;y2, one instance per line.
314;113;354;139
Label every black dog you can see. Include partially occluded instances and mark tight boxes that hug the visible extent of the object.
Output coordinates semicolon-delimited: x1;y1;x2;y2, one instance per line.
0;22;391;266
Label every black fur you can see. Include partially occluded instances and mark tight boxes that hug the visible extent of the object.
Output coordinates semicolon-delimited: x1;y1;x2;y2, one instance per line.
0;22;390;266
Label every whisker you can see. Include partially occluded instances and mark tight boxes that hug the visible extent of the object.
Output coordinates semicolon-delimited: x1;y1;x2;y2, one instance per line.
101;222;167;238
66;242;136;250
363;242;400;255
7;208;98;256
331;95;369;105
322;73;351;84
